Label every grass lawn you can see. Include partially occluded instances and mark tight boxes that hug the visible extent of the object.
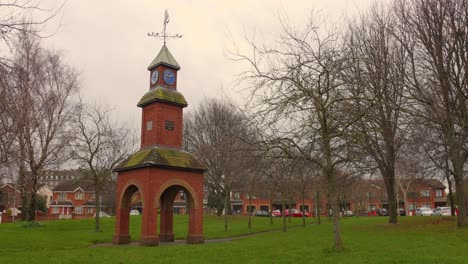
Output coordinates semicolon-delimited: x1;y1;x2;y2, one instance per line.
0;215;466;263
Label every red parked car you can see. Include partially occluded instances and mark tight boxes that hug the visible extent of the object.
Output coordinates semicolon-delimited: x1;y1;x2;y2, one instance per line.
272;210;282;217
285;209;311;218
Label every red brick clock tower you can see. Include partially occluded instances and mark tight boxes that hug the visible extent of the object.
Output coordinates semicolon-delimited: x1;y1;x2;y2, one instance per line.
113;44;205;246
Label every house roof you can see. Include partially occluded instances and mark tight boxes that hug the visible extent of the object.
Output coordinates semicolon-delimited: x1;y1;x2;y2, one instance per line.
420;179;446;189
53;181;95;192
147;44;180;70
50;199;74;207
115;145;206;173
0;183;21;193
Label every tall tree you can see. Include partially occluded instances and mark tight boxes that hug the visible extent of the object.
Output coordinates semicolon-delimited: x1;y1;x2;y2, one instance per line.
72;103;136;231
9;32;79;221
232;14;367;251
184;98;254;231
345;3;409;224
395;0;468;226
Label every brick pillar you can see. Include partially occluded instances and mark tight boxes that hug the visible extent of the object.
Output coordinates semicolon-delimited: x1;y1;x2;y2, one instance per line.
186;195;204;244
159;197;175;242
140;188;159;246
113;207;131;244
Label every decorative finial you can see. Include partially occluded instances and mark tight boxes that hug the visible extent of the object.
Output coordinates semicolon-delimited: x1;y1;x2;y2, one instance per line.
147;10;182;45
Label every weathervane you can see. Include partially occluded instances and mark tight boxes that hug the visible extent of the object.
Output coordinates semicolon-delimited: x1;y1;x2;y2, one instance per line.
147;10;182;45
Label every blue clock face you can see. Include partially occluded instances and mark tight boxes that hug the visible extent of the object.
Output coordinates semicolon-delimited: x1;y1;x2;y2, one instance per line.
163;69;175;85
151;70;159;85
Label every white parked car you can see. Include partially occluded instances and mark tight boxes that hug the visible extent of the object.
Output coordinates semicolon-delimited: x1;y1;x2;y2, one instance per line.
130;209;140;215
415;207;433;216
432;207;451;216
93;211;111;218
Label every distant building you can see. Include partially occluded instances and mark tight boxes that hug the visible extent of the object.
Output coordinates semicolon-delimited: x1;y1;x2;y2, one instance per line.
37;170;81;189
226;178;448;215
0;183;21;212
48;181;103;219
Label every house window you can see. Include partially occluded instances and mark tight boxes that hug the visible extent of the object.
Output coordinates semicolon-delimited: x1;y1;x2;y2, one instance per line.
75;192;84;200
233;192;240;199
146;121;153;131
246;205;256;213
58;192;67;199
420;190;430;197
436;189;442;197
52;207;59;214
300;205;310;212
75;207;83;214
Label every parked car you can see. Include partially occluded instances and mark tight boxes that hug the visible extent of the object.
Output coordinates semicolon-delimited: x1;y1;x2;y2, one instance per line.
284;209;311;218
432;207;451;216
344;210;354;217
253;210;271;217
415;207;433;216
272;210;282;217
94;212;111;218
375;208;388;216
130;209;140;215
398;208;406;216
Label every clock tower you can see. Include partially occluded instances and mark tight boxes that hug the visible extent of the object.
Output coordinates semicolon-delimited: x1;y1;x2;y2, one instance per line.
139;44;184;148
113;43;205;246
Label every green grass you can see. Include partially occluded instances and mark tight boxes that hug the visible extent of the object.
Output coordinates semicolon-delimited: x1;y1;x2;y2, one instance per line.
0;215;466;263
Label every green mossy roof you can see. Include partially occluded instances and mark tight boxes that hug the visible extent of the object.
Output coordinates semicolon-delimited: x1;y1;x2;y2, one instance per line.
137;86;188;107
115;146;205;172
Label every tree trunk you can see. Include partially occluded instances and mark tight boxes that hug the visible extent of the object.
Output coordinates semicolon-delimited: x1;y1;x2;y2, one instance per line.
324;134;343;251
248;195;252;230
270;198;273;225
454;173;466;227
327;168;343;251
383;167;398;224
281;196;286;232
445;157;455;216
95;189;101;232
224;193;229;232
26;173;38;222
316;190;321;225
301;191;306;227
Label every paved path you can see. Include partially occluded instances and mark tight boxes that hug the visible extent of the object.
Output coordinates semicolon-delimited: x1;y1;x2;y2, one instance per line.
90;223;315;248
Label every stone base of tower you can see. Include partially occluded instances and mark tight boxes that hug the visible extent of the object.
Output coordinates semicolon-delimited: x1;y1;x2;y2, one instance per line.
186;235;204;244
113;234;131;245
140;235;159;246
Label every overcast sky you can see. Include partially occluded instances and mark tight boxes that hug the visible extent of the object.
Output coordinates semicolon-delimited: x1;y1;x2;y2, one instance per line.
41;0;377;129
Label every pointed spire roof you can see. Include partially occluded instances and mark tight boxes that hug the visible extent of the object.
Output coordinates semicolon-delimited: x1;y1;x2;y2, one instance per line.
147;44;180;70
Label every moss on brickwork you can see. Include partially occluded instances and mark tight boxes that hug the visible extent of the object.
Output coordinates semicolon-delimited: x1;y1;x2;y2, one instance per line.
137;87;187;107
116;146;205;172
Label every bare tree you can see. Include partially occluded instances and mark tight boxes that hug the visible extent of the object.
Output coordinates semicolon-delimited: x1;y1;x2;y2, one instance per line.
232;13;368;251
395;0;468;227
0;1;64;66
184;98;254;231
344;3;410;224
72;102;137;231
8;32;79;221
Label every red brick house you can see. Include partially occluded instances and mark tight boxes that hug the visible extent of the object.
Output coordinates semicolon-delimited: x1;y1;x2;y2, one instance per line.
48;181;102;219
229;178;447;216
0;183;21;213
